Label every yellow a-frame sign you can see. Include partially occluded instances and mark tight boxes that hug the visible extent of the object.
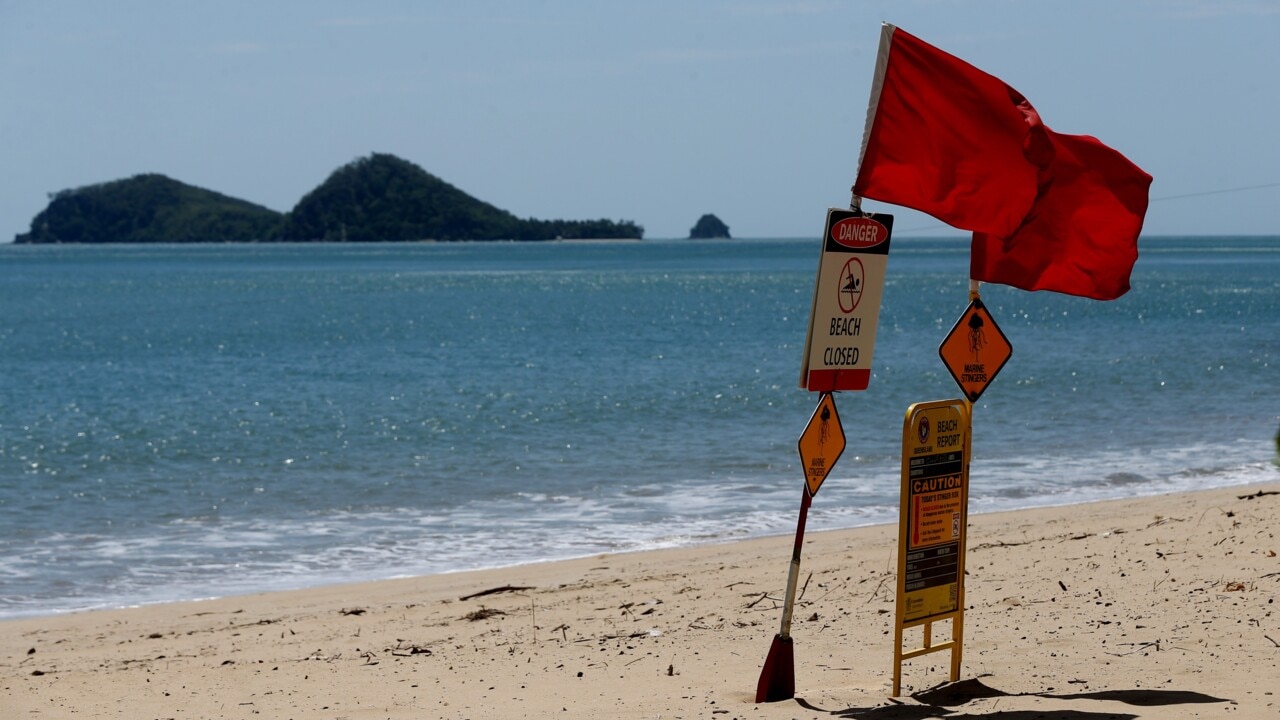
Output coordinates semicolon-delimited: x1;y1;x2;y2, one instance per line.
893;399;971;696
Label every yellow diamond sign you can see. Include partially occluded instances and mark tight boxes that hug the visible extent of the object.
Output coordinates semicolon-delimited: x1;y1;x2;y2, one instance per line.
798;392;846;496
939;299;1013;403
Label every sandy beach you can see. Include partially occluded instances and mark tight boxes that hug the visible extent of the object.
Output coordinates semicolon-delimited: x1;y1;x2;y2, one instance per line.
4;481;1277;719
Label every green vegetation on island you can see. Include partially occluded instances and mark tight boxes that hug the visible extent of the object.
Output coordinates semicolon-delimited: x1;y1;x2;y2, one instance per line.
689;213;730;239
15;174;282;244
280;154;521;242
15;153;643;243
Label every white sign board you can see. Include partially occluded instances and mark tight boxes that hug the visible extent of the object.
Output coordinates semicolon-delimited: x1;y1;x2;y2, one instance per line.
799;209;893;392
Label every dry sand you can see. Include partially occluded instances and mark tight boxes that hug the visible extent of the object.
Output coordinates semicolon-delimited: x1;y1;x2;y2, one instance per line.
4;482;1278;719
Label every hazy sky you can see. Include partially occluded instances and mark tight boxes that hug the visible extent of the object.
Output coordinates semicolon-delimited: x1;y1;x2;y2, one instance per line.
3;1;1278;241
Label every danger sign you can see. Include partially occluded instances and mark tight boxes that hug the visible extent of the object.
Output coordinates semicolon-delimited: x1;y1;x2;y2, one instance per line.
799;210;893;392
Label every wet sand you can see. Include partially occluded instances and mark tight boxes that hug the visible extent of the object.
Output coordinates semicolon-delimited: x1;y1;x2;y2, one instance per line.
4;482;1278;719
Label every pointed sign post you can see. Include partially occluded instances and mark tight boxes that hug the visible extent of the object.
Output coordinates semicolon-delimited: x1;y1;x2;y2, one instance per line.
756;392;844;702
758;207;892;703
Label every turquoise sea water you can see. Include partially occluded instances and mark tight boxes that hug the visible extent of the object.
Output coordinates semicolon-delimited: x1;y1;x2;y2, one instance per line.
1;237;1277;618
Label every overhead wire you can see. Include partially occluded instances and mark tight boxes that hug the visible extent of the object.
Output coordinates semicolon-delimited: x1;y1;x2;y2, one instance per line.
891;181;1280;234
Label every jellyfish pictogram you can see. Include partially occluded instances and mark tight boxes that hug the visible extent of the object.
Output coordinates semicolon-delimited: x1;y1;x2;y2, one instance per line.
967;311;986;361
819;404;831;446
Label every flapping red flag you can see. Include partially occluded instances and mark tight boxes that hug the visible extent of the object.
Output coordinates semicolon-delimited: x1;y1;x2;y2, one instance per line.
853;24;1039;238
971;127;1152;300
853;24;1152;300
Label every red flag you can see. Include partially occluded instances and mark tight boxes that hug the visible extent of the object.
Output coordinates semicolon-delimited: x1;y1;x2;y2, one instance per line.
853;24;1152;299
854;25;1039;238
971;118;1152;300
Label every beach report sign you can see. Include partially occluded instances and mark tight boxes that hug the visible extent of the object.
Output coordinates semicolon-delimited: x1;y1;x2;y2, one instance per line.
799;210;893;392
893;398;971;696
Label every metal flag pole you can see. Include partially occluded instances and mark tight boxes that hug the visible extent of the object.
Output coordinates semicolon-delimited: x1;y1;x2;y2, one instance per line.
755;483;812;703
757;391;844;703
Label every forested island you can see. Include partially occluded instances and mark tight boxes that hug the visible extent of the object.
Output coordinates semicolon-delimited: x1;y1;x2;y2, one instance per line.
14;153;643;243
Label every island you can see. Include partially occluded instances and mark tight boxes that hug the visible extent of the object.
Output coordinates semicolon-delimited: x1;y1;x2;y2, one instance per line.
14;153;643;243
15;174;282;244
689;213;730;239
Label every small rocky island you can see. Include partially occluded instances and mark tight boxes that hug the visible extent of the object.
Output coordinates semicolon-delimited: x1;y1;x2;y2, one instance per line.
689;213;730;239
15;153;643;243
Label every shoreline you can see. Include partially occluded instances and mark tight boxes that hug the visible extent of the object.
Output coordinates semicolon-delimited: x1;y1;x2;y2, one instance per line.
5;470;1274;623
5;482;1278;718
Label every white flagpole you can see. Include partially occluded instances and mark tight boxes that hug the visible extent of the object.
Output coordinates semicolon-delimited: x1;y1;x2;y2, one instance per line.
852;23;896;186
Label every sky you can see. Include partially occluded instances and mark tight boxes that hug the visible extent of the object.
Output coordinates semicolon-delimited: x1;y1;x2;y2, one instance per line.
2;0;1279;241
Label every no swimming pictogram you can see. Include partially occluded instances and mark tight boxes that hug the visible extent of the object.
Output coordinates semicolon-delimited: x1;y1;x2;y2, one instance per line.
838;257;864;313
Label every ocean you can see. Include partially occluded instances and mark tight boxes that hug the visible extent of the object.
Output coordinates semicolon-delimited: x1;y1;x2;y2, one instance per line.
1;236;1276;619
